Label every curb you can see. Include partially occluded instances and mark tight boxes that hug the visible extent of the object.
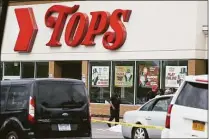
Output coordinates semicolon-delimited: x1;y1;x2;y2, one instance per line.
91;114;123;119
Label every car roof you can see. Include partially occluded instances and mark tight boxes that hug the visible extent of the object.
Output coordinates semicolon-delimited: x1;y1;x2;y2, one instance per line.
185;74;208;84
155;94;174;99
0;78;84;85
136;94;173;109
147;94;174;103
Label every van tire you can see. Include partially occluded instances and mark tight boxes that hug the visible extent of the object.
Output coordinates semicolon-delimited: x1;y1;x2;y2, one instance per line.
6;131;19;139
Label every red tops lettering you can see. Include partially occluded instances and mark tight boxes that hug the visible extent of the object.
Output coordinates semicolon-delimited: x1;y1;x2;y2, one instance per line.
14;5;132;53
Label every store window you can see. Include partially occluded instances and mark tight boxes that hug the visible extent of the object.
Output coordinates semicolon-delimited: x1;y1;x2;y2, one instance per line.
4;62;20;76
21;62;35;78
113;61;135;104
162;60;188;89
36;62;49;78
136;61;160;104
89;61;111;103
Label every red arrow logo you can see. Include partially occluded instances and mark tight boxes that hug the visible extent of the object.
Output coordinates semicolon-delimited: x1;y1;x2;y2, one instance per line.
14;8;38;52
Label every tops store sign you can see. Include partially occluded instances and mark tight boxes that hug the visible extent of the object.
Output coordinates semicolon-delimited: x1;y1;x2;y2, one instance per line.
14;5;132;53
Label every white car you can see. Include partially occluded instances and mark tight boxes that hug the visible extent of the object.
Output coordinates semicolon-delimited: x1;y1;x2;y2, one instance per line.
161;75;208;138
122;94;173;139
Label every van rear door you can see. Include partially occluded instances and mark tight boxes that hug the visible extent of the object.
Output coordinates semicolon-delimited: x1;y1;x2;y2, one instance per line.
34;80;91;138
170;81;208;138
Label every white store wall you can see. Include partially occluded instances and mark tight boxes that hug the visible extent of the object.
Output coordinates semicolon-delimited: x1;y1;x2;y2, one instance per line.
1;1;208;61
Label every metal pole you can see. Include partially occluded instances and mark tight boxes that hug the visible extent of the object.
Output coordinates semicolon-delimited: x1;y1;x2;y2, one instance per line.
87;61;90;97
34;62;37;78
134;61;137;105
110;61;113;98
20;62;22;78
160;61;163;89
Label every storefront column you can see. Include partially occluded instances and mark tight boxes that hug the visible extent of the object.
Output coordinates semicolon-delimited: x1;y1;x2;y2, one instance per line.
48;61;62;78
82;61;88;87
188;60;207;75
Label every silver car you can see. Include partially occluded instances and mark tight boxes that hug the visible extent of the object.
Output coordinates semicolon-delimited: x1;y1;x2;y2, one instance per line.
122;95;173;139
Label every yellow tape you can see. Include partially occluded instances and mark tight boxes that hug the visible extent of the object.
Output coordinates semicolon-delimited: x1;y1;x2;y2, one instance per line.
92;119;164;130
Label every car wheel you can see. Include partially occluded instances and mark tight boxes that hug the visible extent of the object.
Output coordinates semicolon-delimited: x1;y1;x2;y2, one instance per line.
132;127;149;139
6;131;19;139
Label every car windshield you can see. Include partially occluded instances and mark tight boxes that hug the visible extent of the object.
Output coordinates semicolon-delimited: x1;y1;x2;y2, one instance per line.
37;81;87;108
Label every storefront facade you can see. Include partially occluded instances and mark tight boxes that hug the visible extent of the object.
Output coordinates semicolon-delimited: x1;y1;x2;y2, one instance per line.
1;1;208;116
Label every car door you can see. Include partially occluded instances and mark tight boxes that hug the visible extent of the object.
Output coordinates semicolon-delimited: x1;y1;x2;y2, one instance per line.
145;97;172;138
5;84;30;128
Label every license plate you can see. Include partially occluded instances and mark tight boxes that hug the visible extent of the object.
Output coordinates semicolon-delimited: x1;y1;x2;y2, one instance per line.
192;121;205;131
58;124;71;131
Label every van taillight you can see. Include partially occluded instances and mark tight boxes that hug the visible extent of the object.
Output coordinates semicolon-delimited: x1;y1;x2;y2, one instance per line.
28;96;35;123
165;104;173;129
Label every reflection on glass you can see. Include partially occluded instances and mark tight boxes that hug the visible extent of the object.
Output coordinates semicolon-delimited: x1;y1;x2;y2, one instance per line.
89;60;189;105
21;62;35;78
113;61;135;104
89;61;111;103
36;62;49;78
136;61;160;104
163;60;188;89
4;62;20;76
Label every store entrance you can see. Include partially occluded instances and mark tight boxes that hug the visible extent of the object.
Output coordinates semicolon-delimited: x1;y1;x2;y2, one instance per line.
59;61;82;80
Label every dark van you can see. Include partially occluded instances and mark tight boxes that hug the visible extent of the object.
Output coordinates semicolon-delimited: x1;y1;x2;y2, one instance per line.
0;78;92;139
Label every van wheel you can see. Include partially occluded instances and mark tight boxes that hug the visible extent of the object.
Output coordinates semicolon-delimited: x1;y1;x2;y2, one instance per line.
132;127;149;139
6;131;19;139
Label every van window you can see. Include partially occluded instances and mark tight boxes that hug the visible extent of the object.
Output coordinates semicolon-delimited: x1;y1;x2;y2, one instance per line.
37;81;87;108
7;85;29;110
175;82;208;110
1;86;10;109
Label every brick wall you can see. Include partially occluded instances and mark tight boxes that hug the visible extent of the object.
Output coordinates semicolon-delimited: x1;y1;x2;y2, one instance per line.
90;103;140;117
188;60;207;75
82;61;88;88
49;61;62;78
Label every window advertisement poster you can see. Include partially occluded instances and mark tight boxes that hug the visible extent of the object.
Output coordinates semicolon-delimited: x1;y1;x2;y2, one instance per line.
92;66;109;87
165;66;187;88
139;65;159;88
115;66;134;87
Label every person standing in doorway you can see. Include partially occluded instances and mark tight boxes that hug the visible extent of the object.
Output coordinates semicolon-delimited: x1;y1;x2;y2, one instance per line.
107;93;121;127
